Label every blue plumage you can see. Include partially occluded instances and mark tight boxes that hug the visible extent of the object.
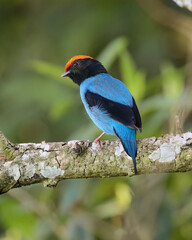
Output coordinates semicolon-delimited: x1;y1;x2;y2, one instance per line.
113;124;137;173
80;73;139;173
61;56;142;173
80;73;133;133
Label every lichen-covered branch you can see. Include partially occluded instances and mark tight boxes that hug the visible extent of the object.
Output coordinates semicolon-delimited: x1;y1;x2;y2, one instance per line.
0;131;192;194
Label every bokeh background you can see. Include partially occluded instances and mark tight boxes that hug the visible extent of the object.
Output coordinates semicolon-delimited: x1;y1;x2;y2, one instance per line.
0;0;192;239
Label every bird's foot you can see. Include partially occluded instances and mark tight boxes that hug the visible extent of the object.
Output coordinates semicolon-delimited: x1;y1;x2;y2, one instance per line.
94;132;105;147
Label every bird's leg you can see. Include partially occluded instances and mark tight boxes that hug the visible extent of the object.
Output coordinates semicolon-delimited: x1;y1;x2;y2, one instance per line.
94;132;105;147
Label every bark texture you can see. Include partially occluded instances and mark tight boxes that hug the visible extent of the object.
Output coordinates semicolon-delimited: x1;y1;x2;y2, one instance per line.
0;131;192;194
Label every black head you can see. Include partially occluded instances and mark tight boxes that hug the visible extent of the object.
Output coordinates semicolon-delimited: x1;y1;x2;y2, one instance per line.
61;55;107;85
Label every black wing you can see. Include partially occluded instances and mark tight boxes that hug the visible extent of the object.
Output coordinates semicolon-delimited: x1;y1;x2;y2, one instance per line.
85;90;142;132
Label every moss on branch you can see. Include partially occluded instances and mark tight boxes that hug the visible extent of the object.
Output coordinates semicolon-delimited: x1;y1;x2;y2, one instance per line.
0;131;191;194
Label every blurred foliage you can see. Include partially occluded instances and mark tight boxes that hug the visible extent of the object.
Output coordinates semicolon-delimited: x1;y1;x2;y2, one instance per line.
0;0;192;240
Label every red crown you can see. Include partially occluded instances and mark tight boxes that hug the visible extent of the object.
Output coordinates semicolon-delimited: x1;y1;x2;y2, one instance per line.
65;55;93;72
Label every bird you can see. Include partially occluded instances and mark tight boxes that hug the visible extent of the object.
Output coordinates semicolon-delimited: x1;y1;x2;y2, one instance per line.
61;55;142;173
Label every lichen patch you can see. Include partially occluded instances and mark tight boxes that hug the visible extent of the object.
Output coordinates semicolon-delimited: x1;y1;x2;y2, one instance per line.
37;161;45;170
40;166;64;179
8;164;20;181
22;154;30;161
41;142;50;151
23;163;36;179
19;143;32;147
183;132;192;140
149;134;189;162
149;143;176;162
115;143;124;157
4;161;12;168
68;140;79;146
39;150;50;159
92;142;100;151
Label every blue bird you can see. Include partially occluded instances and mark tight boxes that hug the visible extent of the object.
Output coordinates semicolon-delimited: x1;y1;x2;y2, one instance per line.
61;55;142;173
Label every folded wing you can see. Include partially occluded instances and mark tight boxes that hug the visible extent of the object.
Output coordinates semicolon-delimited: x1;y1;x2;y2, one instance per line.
85;90;142;132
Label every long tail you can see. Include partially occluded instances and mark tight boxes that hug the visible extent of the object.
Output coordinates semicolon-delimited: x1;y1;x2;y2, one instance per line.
114;126;137;174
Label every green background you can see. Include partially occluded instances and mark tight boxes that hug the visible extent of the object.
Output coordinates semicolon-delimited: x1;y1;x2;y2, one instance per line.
0;0;192;239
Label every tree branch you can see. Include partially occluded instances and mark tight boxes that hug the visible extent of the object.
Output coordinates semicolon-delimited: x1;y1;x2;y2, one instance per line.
0;131;191;194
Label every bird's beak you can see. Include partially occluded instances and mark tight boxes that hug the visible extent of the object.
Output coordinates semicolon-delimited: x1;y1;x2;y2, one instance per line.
61;71;70;77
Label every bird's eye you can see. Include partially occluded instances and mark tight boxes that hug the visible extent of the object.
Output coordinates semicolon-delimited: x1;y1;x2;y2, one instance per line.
73;61;79;68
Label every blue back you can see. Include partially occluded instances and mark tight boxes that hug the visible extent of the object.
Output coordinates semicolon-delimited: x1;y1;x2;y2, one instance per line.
80;73;134;134
80;73;133;106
